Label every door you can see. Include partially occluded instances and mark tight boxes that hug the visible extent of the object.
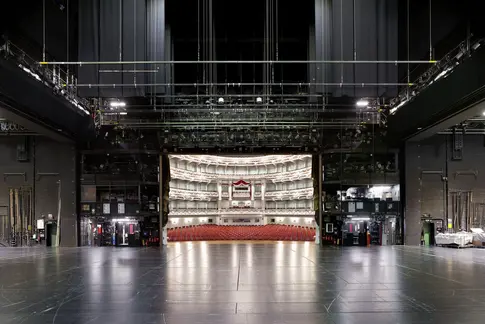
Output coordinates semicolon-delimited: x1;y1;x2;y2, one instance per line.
116;222;129;246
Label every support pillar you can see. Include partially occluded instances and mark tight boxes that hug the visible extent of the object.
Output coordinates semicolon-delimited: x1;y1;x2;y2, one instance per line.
217;181;221;209
316;153;323;245
228;182;232;201
261;180;266;210
159;154;170;246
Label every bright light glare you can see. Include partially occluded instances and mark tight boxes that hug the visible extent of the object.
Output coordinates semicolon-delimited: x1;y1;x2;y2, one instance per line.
348;217;371;221
356;100;369;107
110;101;126;108
482;111;485;116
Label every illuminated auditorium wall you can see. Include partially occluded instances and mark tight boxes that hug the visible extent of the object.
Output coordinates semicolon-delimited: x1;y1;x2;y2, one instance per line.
168;155;315;228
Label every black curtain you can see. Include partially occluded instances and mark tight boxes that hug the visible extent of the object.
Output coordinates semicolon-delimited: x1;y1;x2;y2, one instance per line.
314;0;332;96
146;0;166;96
311;0;398;98
78;0;99;97
78;0;151;98
98;0;122;98
122;0;147;97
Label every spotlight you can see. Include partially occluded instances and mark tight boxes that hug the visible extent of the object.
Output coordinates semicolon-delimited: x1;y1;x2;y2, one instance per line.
256;97;263;103
218;97;224;104
356;100;369;107
482;111;485;116
110;101;126;108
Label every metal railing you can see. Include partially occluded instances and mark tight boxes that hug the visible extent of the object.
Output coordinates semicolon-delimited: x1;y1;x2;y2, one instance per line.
390;36;484;114
0;39;90;116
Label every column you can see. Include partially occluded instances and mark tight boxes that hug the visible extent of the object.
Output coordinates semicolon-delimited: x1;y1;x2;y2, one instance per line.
228;182;232;201
251;183;255;201
159;154;169;246
316;153;323;245
261;180;266;210
217;181;222;210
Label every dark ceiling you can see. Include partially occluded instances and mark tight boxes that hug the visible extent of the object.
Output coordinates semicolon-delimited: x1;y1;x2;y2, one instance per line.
1;0;484;152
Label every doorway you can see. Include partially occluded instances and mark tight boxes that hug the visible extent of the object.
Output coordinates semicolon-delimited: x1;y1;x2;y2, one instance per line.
115;221;140;246
45;222;57;247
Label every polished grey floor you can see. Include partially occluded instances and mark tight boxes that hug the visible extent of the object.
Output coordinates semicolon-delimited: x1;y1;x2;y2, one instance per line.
2;243;485;323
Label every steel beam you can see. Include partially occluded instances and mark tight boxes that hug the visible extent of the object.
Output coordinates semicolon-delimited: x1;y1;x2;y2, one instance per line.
0;103;73;143
408;100;485;141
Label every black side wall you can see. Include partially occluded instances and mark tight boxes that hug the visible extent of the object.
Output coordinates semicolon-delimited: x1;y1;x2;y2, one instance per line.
0;136;78;247
404;135;485;245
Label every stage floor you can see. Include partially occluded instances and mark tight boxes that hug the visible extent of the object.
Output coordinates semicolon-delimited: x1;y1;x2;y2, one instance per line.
2;243;485;323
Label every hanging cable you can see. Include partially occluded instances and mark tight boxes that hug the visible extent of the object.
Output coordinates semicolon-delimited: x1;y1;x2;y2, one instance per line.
264;0;268;98
429;0;432;60
275;0;279;62
42;0;46;62
152;0;156;110
119;2;122;62
197;0;200;105
197;0;201;63
352;0;357;96
340;0;343;84
353;0;357;61
209;0;213;96
66;0;69;86
134;1;137;87
202;0;206;86
407;0;410;97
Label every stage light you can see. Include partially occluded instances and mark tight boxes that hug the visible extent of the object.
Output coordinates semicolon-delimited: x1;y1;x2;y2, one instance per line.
218;97;224;104
256;97;262;103
482;111;485;116
110;101;126;108
356;100;369;107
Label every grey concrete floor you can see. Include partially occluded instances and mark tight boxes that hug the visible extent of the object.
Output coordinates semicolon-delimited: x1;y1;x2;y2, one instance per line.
1;243;485;323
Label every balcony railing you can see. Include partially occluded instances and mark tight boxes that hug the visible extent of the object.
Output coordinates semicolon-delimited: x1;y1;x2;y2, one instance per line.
170;167;312;183
169;208;314;216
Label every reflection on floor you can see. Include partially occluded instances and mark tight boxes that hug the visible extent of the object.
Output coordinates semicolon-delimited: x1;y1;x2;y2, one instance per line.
168;224;315;241
2;243;485;323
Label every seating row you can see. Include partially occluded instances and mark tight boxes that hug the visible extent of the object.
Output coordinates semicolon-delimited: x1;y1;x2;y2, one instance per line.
168;225;315;242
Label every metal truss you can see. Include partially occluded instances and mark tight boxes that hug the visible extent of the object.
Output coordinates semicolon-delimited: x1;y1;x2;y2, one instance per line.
0;40;90;116
169;154;311;166
390;37;484;114
169;208;314;217
170;166;312;183
41;59;437;65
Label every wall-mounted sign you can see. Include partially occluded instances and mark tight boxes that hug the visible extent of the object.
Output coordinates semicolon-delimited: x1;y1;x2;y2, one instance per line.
348;202;356;213
103;203;110;214
117;203;125;214
81;186;96;202
0;121;26;133
37;219;45;230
